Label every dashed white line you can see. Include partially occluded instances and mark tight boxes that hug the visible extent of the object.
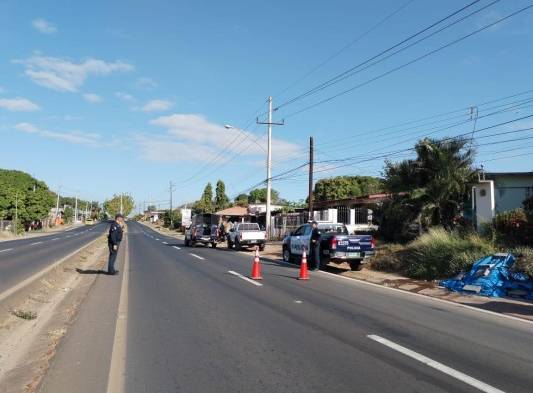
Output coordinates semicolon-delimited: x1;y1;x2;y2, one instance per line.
367;335;505;393
162;241;168;245
0;248;13;253
51;238;60;241
172;246;181;250
30;241;43;245
189;253;205;260
228;270;263;287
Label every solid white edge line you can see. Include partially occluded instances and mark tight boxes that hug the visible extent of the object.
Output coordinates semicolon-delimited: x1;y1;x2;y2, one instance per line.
0;248;13;253
172;246;181;250
367;335;506;393
189;253;205;260
316;270;533;327
228;270;263;287
106;234;129;393
0;236;102;303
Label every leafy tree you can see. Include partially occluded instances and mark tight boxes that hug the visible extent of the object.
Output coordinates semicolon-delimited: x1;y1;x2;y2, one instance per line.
162;209;182;229
214;180;230;211
103;194;135;217
194;183;214;213
64;206;74;223
313;176;383;202
383;137;476;236
234;193;249;207
248;188;280;203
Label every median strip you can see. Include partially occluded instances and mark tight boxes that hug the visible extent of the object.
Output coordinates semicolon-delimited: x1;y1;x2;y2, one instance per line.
367;335;505;393
189;253;205;260
228;270;263;287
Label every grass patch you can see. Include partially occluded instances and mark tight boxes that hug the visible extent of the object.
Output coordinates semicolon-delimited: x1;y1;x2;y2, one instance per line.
11;309;37;320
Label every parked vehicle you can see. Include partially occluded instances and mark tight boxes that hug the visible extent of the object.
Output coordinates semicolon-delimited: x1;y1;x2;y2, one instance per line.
227;222;266;251
184;223;220;247
184;213;221;247
282;222;375;270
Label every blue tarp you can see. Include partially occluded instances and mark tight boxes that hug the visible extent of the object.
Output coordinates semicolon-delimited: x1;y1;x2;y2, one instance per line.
441;253;533;300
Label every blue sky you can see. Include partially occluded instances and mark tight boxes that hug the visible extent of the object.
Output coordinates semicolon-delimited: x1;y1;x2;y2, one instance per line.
1;0;532;210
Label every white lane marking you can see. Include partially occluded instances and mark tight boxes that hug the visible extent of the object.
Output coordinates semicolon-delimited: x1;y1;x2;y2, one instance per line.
0;248;13;253
367;335;506;393
65;235;71;238
51;237;60;241
155;238;160;241
317;270;533;327
294;300;303;304
172;246;181;250
228;270;263;287
30;241;43;245
162;241;168;245
106;236;129;393
189;253;205;260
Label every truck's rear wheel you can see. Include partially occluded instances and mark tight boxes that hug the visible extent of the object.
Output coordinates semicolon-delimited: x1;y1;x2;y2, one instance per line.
211;242;217;248
227;240;233;249
282;247;292;263
349;260;363;271
234;239;242;251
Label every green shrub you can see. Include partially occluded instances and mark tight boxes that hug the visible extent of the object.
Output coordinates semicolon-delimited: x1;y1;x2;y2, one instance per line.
493;208;531;246
523;195;533;221
403;228;495;280
512;246;533;279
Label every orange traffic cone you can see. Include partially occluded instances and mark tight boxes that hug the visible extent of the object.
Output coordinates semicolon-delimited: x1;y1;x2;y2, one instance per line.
250;248;262;280
298;249;309;280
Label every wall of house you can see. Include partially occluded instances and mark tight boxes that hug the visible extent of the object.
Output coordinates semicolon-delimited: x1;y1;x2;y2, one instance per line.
492;175;533;213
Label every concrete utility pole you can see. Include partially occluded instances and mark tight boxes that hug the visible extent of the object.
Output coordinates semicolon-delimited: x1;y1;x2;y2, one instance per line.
308;136;314;221
257;96;284;238
169;181;174;228
120;194;123;215
55;186;61;224
74;195;78;224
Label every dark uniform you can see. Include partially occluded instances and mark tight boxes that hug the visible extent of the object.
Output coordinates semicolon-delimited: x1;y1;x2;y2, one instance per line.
310;225;321;270
107;221;123;275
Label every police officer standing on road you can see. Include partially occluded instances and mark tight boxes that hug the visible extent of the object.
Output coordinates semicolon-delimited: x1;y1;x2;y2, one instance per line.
310;221;321;271
107;214;124;275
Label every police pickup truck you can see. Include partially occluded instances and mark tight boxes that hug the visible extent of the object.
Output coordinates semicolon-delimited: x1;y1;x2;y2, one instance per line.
282;222;375;270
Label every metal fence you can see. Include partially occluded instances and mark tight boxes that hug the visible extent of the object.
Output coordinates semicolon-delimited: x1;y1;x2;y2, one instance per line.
0;220;13;232
270;212;308;240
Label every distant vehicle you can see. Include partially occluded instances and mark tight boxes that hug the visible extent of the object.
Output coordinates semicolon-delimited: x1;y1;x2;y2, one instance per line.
85;218;94;225
183;213;221;247
184;223;219;247
282;222;375;271
227;222;266;251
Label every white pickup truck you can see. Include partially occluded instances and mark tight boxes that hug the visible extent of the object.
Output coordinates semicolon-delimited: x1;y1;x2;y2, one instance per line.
227;223;266;251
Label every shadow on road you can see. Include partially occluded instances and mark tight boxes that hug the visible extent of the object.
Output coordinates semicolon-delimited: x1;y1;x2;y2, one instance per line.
460;300;533;318
75;268;108;275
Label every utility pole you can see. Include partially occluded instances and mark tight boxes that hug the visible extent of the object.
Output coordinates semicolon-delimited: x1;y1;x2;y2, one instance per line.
55;186;61;225
14;193;18;235
308;136;314;221
74;194;78;224
257;96;284;238
120;194;123;215
169;181;174;228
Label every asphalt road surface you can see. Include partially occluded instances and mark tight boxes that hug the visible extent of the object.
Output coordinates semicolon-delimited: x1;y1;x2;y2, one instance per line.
0;223;106;295
39;221;533;393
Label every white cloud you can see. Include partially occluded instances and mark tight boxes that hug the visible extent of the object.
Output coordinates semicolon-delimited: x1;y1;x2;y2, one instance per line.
136;77;157;90
14;122;104;147
141;99;172;112
83;93;102;103
15;55;134;92
0;97;40;112
32;18;57;34
115;92;136;102
140;113;301;162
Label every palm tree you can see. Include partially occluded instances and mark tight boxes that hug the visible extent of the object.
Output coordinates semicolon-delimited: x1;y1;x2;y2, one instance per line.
384;137;476;230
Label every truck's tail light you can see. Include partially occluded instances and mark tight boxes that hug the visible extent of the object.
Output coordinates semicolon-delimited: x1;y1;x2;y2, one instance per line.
330;237;337;250
371;238;376;248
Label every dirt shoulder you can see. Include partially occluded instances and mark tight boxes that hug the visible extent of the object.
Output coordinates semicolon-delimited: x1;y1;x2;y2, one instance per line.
0;235;108;393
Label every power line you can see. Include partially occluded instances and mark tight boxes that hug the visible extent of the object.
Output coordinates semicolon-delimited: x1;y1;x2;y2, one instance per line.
281;4;533;118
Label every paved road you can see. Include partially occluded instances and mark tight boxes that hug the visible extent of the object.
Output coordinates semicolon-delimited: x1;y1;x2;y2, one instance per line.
0;223;106;295
39;222;533;393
